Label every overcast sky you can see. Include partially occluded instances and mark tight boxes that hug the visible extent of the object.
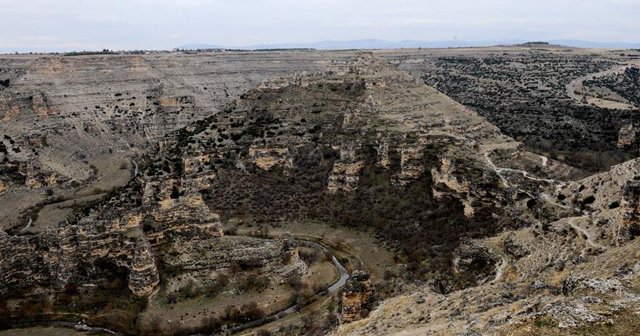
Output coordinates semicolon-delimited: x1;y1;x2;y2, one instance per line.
1;0;638;52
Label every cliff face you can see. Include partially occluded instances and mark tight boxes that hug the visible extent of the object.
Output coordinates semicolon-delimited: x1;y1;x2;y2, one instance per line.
0;52;523;328
0;172;308;313
334;156;640;336
619;179;640;242
617;124;637;148
340;271;373;323
0;199;217;298
0;229;67;296
0;52;355;229
158;233;308;295
142;177;223;244
128;238;160;296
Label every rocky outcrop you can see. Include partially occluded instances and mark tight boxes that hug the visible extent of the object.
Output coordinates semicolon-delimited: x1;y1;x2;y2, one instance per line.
157;233;308;297
328;143;364;193
0;166;225;299
395;135;430;185
504;234;529;258
142;177;223;245
340;270;373;324
0;229;63;297
128;238;160;296
248;146;292;171
24;161;59;189
452;241;500;284
617;179;640;242
617;124;636;148
431;158;470;194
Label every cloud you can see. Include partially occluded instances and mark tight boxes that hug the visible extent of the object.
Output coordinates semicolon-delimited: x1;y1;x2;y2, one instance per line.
0;0;638;51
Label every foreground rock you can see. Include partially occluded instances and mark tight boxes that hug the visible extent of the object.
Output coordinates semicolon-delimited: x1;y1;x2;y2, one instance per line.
340;271;373;323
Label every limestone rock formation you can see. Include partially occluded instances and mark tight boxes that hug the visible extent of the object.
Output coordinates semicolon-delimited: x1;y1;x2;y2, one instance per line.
142;177;223;244
128;238;160;296
617;124;636;148
158;233;308;295
504;233;529;259
618;179;640;242
340;270;373;324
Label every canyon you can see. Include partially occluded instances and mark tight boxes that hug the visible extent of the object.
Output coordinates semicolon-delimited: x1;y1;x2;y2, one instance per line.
1;46;640;335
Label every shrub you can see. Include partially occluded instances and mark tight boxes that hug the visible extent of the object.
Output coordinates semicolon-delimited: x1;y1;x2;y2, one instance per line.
205;274;229;297
286;274;306;291
239;302;265;322
178;280;198;299
202;316;222;332
224;225;238;235
582;195;596;205
299;249;321;264
238;275;270;292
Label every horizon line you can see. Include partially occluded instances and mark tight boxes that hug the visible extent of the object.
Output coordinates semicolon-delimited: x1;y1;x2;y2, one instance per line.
2;38;640;55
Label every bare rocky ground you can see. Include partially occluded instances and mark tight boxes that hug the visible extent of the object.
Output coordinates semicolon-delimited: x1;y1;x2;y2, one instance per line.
1;47;640;336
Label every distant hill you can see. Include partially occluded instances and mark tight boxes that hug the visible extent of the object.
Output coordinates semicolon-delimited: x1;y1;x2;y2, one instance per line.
4;39;639;55
178;39;640;51
177;43;226;50
549;40;640;49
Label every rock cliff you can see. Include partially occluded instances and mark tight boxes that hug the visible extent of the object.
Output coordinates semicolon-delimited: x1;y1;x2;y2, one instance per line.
618;179;640;242
340;270;373;323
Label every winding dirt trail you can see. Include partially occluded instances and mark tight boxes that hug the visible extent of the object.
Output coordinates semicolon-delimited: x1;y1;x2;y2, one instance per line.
568;216;604;255
131;158;139;177
483;146;558;191
484;150;512;187
540;191;579;212
491;254;508;284
566;62;640;110
494;165;557;184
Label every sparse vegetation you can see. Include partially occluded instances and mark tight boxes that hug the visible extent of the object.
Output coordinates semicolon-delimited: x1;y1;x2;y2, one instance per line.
3;47;640;336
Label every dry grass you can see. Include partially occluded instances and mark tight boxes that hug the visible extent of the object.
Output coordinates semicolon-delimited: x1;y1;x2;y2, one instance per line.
140;283;294;333
0;327;83;336
234;220;397;281
140;248;339;334
500;309;640;336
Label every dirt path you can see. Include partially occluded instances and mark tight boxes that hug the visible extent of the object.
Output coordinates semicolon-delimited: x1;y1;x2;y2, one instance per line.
484;150;512;187
495;165;557;184
491;254;508;284
131;158;139;177
568;216;604;254
482;145;559;200
540;192;579;212
566;62;640;110
539;155;548;167
484;148;557;185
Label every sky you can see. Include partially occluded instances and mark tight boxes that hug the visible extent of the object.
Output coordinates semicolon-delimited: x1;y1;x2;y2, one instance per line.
0;0;639;52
